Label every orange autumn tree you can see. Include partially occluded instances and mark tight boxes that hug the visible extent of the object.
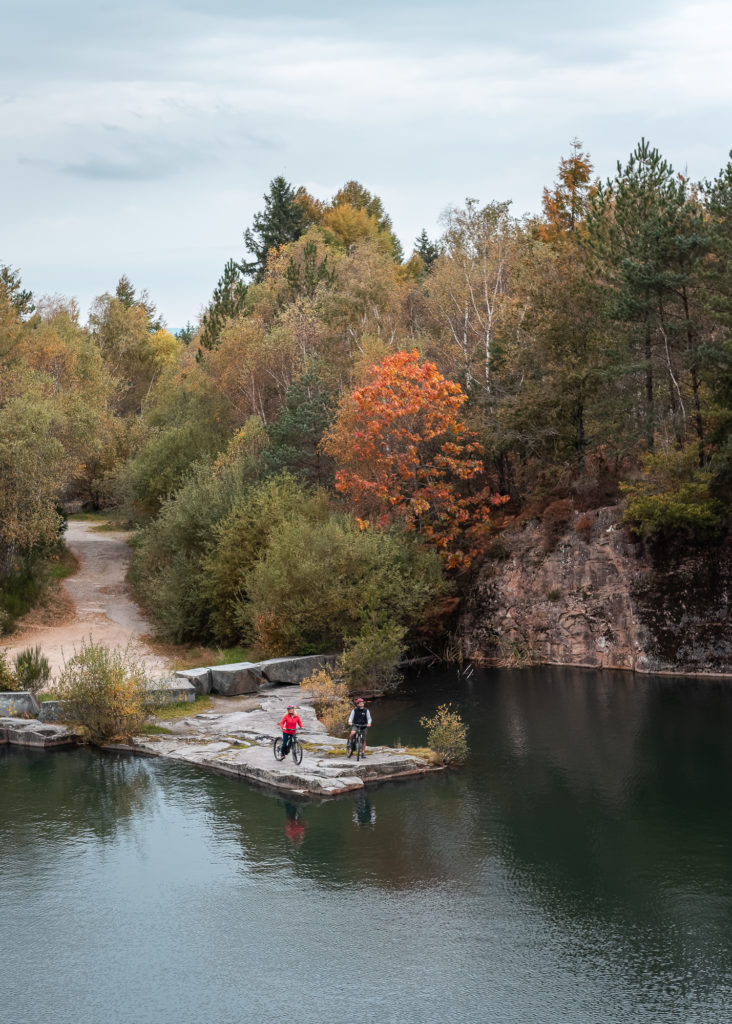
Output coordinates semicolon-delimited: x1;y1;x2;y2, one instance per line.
323;349;505;567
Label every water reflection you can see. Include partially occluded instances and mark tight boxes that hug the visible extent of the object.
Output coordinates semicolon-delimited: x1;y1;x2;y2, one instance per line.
281;799;306;844
352;792;376;827
3;667;732;1023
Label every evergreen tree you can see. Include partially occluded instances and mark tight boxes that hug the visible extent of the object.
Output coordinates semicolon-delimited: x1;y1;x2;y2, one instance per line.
701;157;732;492
199;259;248;351
0;265;34;319
243;176;309;281
414;229;440;269
177;322;196;346
585;139;708;455
114;275;164;331
264;361;338;486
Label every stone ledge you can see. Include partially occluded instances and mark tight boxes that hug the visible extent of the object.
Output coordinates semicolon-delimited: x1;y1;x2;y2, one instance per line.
0;717;79;748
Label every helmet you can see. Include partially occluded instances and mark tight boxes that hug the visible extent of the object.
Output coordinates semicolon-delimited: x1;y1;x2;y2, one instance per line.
287;704;295;710
355;697;364;704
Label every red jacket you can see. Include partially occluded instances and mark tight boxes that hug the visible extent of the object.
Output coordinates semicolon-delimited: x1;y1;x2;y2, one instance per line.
280;713;303;734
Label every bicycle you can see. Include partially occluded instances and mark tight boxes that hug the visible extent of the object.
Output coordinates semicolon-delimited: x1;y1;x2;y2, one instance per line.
274;731;303;765
346;724;367;761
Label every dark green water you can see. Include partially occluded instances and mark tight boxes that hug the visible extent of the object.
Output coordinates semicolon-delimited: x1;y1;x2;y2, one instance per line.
3;667;732;1024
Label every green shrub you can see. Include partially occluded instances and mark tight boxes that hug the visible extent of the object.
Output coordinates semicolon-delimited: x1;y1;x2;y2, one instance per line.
420;703;469;764
0;649;15;691
57;639;162;744
621;446;726;538
130;429;267;643
339;622;406;694
246;515;447;656
13;645;51;694
201;474;330;646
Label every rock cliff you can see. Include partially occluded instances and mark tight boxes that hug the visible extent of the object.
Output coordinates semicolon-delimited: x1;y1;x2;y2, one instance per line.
460;506;731;676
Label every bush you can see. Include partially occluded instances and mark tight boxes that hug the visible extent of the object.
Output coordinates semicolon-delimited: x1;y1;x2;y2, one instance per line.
0;649;15;691
301;666;350;735
57;639;162;744
13;645;51;694
202;474;330;647
420;703;469;764
130;433;266;643
339;622;405;694
247;515;447;656
621;446;726;538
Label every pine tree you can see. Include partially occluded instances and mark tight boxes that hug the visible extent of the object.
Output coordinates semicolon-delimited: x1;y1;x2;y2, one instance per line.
585;139;708;454
243;177;309;281
0;264;34;318
199;259;248;351
414;229;440;269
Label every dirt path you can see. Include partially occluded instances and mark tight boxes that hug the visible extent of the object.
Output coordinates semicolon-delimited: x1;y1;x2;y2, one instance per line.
1;521;173;682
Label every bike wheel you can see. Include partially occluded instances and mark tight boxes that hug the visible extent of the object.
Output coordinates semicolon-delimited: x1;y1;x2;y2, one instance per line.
346;737;353;758
292;739;303;765
356;734;362;761
273;738;284;761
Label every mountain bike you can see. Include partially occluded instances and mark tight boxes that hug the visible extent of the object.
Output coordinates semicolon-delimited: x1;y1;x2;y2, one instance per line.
346;724;367;761
274;732;303;765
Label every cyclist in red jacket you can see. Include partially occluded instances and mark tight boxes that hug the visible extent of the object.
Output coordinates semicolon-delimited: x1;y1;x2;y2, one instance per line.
279;704;303;757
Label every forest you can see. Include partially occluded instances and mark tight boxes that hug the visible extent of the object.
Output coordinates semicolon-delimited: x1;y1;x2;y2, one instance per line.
1;139;730;687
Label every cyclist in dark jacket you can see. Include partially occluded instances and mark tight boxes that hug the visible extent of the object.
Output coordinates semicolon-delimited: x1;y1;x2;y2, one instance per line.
348;697;372;756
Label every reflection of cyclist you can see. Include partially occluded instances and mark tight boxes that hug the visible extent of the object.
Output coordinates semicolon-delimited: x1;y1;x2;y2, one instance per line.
280;704;303;756
348;697;372;756
353;792;376;826
283;800;306;843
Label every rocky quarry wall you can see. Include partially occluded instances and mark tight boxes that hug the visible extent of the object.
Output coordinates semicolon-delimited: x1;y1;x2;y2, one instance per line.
460;506;731;676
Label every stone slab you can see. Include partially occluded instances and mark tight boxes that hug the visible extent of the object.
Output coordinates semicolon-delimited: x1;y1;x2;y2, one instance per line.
0;692;41;718
209;663;261;695
256;655;339;685
0;717;78;747
174;667;212;695
148;678;196;703
38;700;67;723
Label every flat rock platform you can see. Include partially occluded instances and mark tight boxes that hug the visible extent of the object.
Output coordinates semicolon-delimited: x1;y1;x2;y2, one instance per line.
128;686;437;797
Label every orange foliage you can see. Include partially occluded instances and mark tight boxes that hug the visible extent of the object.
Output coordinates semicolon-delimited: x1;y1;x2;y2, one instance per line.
323;349;507;567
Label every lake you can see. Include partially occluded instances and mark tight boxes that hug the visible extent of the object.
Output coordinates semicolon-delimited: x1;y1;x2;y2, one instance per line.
2;666;732;1024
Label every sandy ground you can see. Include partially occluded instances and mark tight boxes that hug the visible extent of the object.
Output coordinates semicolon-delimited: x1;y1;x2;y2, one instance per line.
0;520;173;682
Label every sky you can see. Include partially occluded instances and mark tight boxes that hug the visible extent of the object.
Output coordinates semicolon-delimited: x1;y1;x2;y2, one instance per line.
2;0;732;328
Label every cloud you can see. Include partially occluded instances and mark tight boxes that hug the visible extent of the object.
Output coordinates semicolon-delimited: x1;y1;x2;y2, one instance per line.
59;156;178;182
4;0;732;326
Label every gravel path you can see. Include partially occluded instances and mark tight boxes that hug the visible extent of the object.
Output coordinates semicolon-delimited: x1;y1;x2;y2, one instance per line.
1;520;172;682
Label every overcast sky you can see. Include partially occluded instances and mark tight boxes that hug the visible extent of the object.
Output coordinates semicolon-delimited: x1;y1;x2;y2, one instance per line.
2;0;731;327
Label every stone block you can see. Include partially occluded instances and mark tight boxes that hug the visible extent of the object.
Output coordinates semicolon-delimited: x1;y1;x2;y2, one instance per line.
175;667;212;695
209;663;261;695
258;655;339;685
148;677;197;704
38;700;68;723
0;691;41;718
